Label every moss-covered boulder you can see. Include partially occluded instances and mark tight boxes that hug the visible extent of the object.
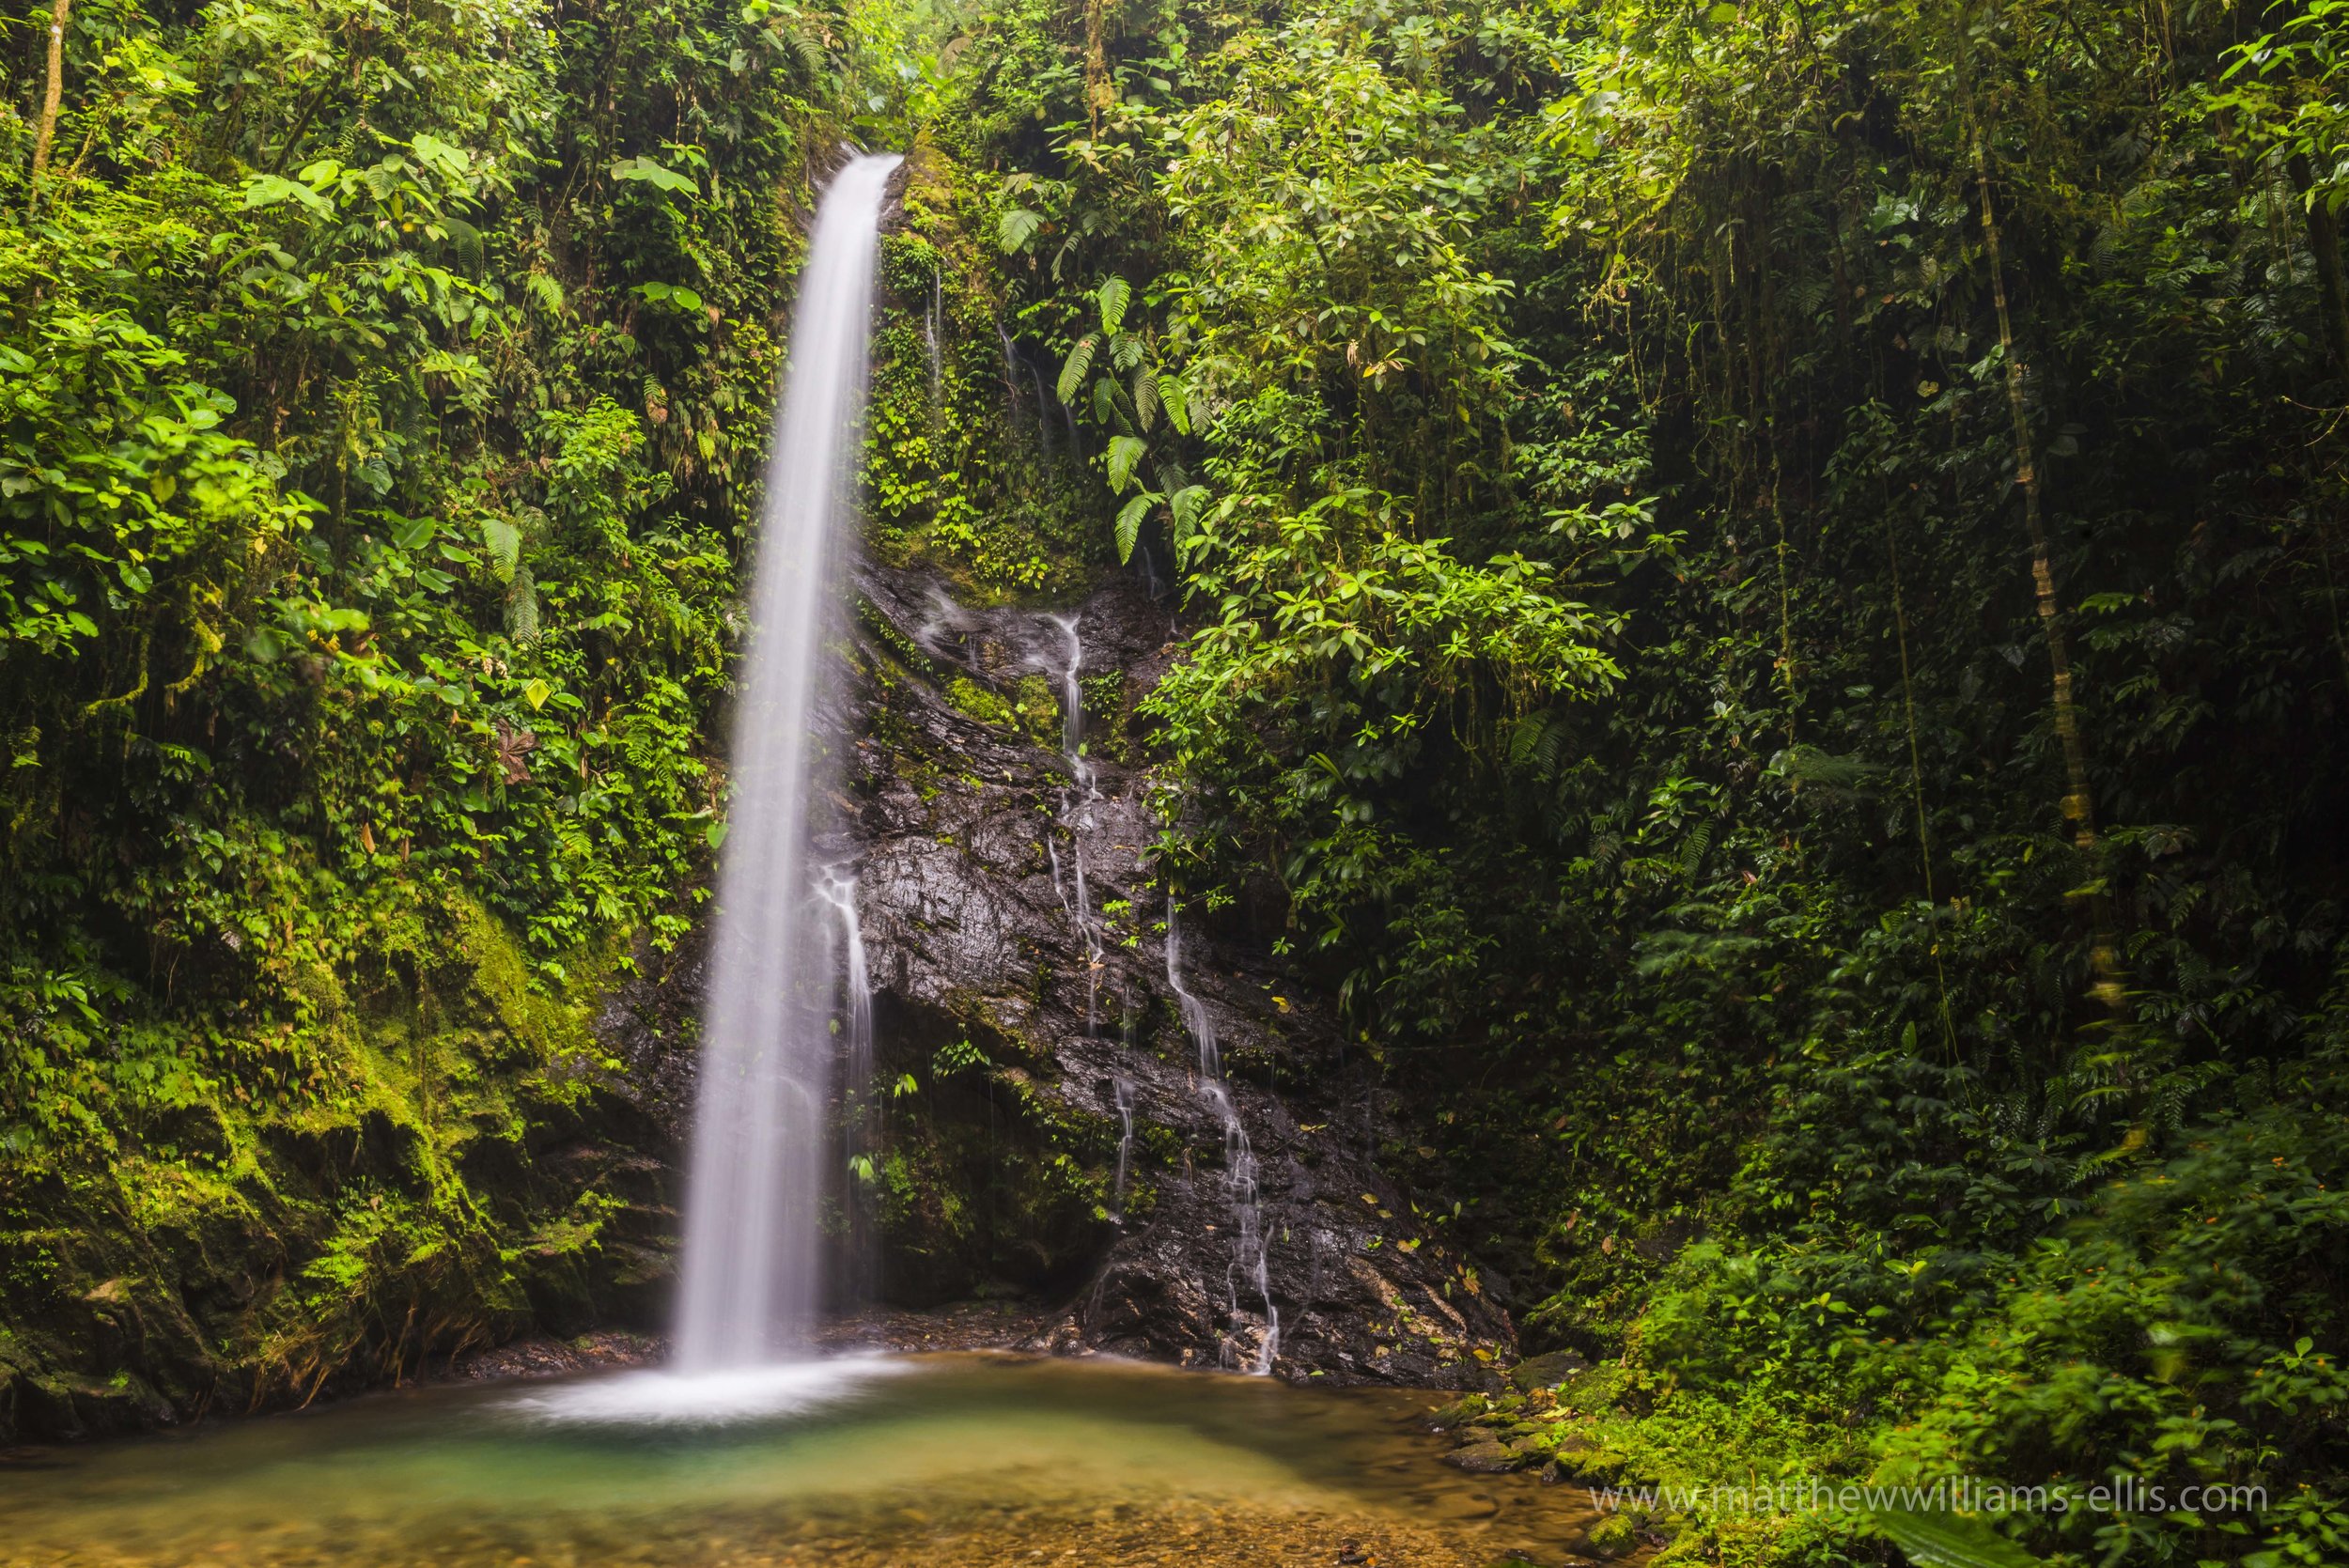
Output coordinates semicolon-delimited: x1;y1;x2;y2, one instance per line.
0;897;677;1442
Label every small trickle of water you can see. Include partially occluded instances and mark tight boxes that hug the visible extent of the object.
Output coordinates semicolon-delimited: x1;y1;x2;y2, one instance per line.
1001;325;1053;459
1111;1001;1139;1226
925;271;942;429
1133;538;1168;600
1165;898;1281;1374
819;868;879;1302
1029;360;1061;458
1041;613;1105;1034
820;870;874;1081
674;152;899;1373
1111;1076;1136;1220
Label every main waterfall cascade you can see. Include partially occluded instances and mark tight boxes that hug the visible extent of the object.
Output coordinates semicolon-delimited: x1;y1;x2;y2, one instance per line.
673;153;900;1372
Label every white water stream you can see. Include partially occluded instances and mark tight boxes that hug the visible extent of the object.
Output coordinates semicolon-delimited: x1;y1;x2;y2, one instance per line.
673;153;899;1372
1165;898;1282;1373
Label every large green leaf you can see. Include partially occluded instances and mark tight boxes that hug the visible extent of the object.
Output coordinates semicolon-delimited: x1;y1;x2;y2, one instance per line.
610;156;697;195
1106;435;1148;494
1097;275;1131;335
1057;334;1097;403
1114;493;1154;564
998;207;1043;253
242;174;333;217
1157;371;1190;435
1168;484;1210;545
1868;1510;2044;1568
505;565;540;644
480;517;521;585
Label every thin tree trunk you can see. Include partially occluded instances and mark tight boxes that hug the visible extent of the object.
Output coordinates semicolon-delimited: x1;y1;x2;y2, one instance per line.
2288;154;2349;380
1883;495;1960;1059
26;0;72;210
1971;129;2127;1023
1082;0;1111;137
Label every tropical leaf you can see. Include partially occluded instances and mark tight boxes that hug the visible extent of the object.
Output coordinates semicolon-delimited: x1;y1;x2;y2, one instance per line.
610;156;697;195
1509;710;1575;777
505;565;540;644
437;216;484;275
1057;334;1097;403
480;517;521;584
1115;492;1153;564
1134;366;1160;431
410;133;472;177
242;173;333;216
1679;818;1712;879
1168;484;1209;545
1106;435;1148;493
1097;275;1131;335
998;207;1044;253
1158;370;1190;434
1866;1510;2043;1568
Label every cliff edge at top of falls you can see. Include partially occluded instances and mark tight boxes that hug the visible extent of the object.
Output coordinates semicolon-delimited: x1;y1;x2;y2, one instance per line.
605;560;1519;1388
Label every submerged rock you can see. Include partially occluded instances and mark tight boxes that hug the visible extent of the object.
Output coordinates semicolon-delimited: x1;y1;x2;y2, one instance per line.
1443;1436;1527;1473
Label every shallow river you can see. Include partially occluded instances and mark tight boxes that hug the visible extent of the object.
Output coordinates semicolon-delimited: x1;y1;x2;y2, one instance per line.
0;1355;1604;1567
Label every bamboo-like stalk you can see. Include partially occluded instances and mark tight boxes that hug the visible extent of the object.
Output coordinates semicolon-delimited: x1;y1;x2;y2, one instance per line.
1970;125;2126;1023
26;0;72;211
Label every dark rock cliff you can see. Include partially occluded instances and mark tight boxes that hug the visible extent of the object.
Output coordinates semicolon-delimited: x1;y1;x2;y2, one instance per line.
609;563;1517;1386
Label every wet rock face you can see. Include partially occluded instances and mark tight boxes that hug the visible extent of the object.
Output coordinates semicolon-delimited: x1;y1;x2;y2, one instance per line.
820;563;1516;1387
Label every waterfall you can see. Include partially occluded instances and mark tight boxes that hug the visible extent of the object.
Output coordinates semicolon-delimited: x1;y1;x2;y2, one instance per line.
999;323;1051;458
818;870;874;1098
1029;361;1059;459
674;153;899;1372
1044;614;1105;1034
1032;615;1137;1228
819;868;878;1303
1111;1003;1137;1224
1164;899;1281;1374
924;270;942;430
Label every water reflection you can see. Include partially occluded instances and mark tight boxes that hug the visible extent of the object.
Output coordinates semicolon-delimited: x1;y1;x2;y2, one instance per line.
0;1355;1606;1567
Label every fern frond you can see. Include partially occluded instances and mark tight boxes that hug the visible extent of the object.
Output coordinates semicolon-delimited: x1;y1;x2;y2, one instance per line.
1114;493;1152;563
1056;333;1097;402
1097;275;1130;334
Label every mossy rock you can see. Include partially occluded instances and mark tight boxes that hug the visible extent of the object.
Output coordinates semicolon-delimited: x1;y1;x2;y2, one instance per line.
1509;1348;1591;1391
947;675;1017;728
1428;1390;1489;1427
1589;1512;1646;1559
0;893;675;1443
1444;1436;1525;1473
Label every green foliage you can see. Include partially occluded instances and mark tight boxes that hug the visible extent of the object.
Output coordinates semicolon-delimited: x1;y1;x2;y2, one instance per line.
0;0;847;1407
860;145;1098;593
939;0;2349;1560
11;1;2349;1554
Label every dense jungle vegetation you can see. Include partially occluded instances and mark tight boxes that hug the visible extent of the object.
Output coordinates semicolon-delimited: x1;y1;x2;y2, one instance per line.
6;0;2349;1563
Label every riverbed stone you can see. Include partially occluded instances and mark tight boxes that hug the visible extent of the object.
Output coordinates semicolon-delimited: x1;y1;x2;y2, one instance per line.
1444;1436;1525;1473
1509;1349;1591;1391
